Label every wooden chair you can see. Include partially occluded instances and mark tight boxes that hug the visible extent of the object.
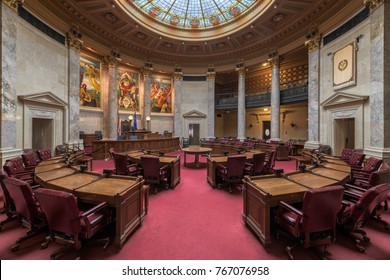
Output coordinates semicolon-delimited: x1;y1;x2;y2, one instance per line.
112;152;139;176
140;155;169;194
217;155;246;193
244;153;266;176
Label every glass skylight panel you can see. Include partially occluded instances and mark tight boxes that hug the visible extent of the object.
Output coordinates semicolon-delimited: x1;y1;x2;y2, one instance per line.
132;0;257;29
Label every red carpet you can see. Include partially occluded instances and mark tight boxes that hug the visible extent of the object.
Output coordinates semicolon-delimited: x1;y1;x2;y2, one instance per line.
0;153;389;260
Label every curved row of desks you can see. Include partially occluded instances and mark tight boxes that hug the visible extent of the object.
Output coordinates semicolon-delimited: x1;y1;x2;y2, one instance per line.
34;155;148;249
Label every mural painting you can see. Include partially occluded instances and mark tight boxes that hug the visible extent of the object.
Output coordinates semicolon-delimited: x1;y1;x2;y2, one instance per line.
150;77;172;113
80;56;101;108
118;71;139;111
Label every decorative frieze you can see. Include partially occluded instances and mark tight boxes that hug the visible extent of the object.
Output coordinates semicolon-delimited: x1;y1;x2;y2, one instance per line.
2;0;23;13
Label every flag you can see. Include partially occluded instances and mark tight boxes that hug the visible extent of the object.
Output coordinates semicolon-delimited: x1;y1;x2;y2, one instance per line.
133;112;137;130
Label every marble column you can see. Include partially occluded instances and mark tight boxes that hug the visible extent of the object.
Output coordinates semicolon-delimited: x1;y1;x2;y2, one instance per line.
366;0;390;161
304;32;322;150
207;65;216;139
173;66;183;138
142;63;153;130
236;62;246;141
268;52;282;141
0;1;22;164
103;50;121;139
67;25;83;146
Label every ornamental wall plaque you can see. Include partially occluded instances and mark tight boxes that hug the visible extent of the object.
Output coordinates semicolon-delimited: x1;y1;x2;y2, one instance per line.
332;42;356;90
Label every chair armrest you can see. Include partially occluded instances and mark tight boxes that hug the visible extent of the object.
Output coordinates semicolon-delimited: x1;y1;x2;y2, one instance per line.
159;164;169;172
279;201;303;217
343;190;362;201
217;164;227;170
344;183;367;193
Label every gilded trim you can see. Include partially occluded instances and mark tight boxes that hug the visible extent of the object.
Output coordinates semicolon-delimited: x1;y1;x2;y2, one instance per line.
2;0;23;13
364;0;384;13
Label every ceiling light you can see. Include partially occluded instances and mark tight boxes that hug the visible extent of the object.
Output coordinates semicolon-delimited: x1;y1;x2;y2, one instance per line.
263;107;269;112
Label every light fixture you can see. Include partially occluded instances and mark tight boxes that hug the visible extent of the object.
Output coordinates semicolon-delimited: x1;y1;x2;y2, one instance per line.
263;107;269;112
146;116;151;131
146;116;151;122
128;115;133;121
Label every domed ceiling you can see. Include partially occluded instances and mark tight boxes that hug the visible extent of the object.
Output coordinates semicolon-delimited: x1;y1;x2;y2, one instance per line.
25;0;362;72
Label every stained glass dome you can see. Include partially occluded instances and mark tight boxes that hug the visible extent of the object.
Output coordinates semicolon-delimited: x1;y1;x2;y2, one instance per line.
131;0;257;29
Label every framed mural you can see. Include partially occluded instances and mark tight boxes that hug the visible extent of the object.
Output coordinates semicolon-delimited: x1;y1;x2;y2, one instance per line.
150;77;172;114
332;42;356;90
118;71;140;111
80;56;101;108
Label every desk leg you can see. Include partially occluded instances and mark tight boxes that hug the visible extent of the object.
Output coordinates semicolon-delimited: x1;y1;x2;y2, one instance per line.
195;154;199;168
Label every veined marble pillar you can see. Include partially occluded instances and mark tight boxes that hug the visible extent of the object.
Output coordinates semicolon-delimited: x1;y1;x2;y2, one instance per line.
103;50;121;139
173;66;183;138
236;63;246;141
268;52;281;141
0;1;23;164
67;25;83;146
207;65;216;139
366;0;390;161
142;63;153;130
304;31;322;150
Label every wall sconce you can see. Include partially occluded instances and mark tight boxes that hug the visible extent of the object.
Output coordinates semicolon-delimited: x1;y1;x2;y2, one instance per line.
290;122;296;128
128;115;133;128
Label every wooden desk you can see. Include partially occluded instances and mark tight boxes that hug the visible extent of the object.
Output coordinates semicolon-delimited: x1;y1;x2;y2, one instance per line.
206;152;264;188
242;176;308;247
128;153;181;189
321;162;350;172
286;172;339;189
35;164;148;248
182;147;212;168
310;167;350;182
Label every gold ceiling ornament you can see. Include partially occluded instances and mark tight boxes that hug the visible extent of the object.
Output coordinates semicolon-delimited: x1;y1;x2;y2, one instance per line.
67;24;83;52
2;0;23;13
364;0;384;13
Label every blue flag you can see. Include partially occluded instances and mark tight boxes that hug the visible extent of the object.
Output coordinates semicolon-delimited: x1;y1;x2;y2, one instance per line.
133;112;137;130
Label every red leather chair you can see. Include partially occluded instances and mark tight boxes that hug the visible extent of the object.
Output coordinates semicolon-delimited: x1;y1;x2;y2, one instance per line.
140;155;169;194
263;149;276;174
21;152;39;168
0;175;46;251
275;185;344;259
0;170;17;230
347;151;365;168
34;188;111;259
340;148;354;163
37;149;52;161
112;152;139;176
349;157;383;187
337;183;390;253
244;153;266;176
3;160;35;184
217;155;246;193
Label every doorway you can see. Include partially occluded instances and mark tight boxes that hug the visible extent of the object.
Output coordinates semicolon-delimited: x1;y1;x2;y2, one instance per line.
32;118;54;151
334;118;355;155
189;124;200;145
262;121;271;141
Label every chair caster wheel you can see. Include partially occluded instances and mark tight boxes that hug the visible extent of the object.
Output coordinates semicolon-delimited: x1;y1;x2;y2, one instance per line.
11;243;20;252
363;236;370;242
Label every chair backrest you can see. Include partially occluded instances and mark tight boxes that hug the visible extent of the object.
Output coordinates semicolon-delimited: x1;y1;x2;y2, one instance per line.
340;148;354;161
362;157;383;172
112;152;129;175
1;176;40;225
226;155;246;178
55;144;68;156
34;188;81;245
8;157;26;173
37;149;52;161
0;170;14;215
301;185;344;247
21;152;37;168
252;153;266;175
108;147;115;159
348;152;365;166
3;160;16;177
368;168;390;187
347;183;390;229
140;156;161;179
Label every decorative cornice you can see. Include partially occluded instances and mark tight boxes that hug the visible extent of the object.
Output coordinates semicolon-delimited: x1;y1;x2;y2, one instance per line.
67;25;83;52
2;0;23;13
364;0;384;13
172;65;183;80
102;49;121;68
305;35;321;53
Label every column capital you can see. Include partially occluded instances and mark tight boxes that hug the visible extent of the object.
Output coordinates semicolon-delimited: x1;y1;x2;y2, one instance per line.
236;61;246;76
207;64;216;80
67;25;83;52
102;49;121;68
305;35;321;53
2;0;23;13
364;0;384;13
142;62;153;77
267;50;282;68
172;65;183;80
